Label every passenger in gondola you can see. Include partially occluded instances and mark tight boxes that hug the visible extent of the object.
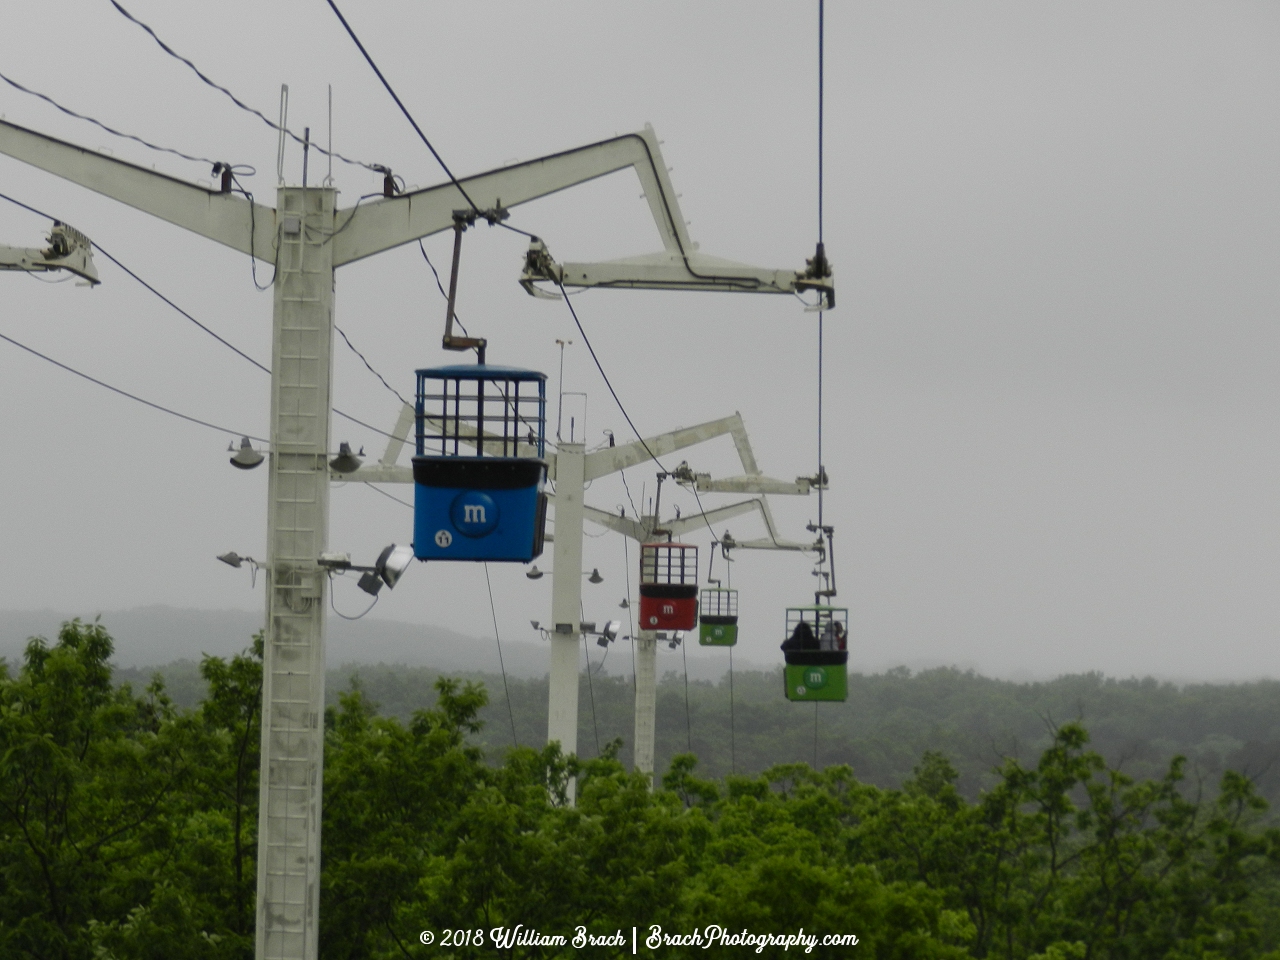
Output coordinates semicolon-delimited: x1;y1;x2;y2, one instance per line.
819;620;847;651
781;620;819;652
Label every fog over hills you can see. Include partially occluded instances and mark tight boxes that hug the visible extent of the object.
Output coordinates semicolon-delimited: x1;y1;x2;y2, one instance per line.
0;606;774;682
1;606;1260;686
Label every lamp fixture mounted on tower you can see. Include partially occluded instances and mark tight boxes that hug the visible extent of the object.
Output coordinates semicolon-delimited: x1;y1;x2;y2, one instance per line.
329;441;363;474
228;436;264;470
216;551;263;586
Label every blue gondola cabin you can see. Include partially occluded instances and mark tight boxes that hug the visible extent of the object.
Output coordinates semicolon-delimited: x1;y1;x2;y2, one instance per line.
781;605;848;702
412;364;548;562
639;542;698;631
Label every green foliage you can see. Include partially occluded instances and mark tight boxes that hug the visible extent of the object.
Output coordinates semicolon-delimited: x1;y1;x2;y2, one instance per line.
6;622;1280;958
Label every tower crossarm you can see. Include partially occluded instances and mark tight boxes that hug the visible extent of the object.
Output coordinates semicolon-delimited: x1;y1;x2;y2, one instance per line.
692;474;811;495
580;504;646;541
333;124;692;267
661;498;762;538
582;414;741;481
0;119;275;260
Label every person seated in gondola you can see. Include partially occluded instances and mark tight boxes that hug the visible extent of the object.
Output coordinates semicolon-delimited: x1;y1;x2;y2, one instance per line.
781;620;819;652
819;620;847;651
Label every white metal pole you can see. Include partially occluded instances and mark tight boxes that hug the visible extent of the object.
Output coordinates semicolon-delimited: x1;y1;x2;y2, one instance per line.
633;629;658;781
547;442;585;803
255;186;335;960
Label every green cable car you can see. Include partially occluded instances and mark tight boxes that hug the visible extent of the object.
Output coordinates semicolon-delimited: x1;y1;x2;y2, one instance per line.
781;606;848;702
699;586;738;646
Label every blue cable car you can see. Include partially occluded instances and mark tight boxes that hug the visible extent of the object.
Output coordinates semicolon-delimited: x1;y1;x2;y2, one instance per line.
412;364;548;562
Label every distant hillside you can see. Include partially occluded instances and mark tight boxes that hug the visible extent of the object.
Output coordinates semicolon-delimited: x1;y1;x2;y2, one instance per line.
12;608;1280;816
1;606;547;676
108;656;1280;816
0;606;766;681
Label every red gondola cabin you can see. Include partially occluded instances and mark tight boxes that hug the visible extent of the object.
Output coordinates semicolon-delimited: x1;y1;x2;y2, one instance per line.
638;542;698;631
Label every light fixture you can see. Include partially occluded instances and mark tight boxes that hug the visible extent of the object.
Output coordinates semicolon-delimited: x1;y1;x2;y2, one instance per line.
530;620;540;630
602;620;621;641
619;597;629;609
588;568;603;584
329;441;363;474
229;437;264;470
526;565;544;580
375;544;414;589
319;543;415;596
217;551;262;586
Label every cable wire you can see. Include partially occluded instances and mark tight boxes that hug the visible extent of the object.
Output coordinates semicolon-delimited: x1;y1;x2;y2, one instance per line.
583;634;601;757
681;635;693;754
418;240;470;336
817;0;826;533
485;563;520;748
323;0;481;209
107;0;382;173
623;532;637;695
335;325;410;407
558;282;725;548
0;329;266;442
93;242;272;374
363;482;413;509
2;190;418;488
0;69;220;168
329;579;379;620
728;644;736;775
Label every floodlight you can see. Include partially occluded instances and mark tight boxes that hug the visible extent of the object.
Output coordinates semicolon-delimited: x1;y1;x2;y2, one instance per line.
603;620;621;641
229;437;264;469
329;441;363;474
587;568;604;584
217;551;262;587
375;543;414;588
526;565;544;580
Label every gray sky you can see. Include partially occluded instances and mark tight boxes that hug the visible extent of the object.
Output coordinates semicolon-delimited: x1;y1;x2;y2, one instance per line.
2;1;1279;682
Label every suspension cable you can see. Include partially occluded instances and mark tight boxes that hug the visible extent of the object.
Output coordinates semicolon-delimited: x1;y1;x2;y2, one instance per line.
581;601;601;756
324;0;481;212
681;636;693;755
484;563;519;748
817;0;826;534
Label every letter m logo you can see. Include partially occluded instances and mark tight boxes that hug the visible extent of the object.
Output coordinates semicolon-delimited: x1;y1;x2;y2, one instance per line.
463;504;487;524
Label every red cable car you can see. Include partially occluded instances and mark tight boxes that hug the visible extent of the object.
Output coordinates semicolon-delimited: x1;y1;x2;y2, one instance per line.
638;542;698;631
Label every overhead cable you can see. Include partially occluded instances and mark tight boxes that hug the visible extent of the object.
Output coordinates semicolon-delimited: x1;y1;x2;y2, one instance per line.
0;70;221;169
107;0;383;173
556;281;726;543
323;0;482;211
485;563;520;748
93;243;271;374
816;0;826;531
362;482;413;509
335;324;410;407
0;329;266;442
0;189;400;449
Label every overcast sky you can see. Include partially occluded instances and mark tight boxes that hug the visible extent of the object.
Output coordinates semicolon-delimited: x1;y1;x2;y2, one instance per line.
3;1;1279;682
